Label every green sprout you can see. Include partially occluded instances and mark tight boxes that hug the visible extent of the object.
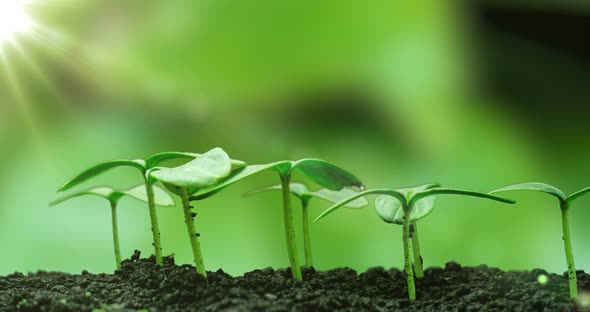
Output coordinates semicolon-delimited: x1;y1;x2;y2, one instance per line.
49;185;174;269
491;182;590;299
314;184;515;301
244;183;368;268
190;159;363;281
56;151;245;265
149;147;240;279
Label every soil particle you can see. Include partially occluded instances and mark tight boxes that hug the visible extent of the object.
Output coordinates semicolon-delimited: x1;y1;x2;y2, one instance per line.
0;251;588;311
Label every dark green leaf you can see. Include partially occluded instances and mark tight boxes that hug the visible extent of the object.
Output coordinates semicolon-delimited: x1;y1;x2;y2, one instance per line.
490;182;566;202
57;159;146;192
293;159;363;191
314;189;406;223
150;147;232;191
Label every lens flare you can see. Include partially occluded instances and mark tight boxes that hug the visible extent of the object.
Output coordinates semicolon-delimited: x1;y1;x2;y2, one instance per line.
0;0;33;43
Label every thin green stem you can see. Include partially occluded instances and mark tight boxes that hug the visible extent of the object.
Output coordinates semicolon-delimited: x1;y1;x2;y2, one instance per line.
561;203;577;299
280;173;303;280
302;199;312;268
180;187;207;279
411;221;424;278
403;207;416;300
144;179;163;265
110;201;121;269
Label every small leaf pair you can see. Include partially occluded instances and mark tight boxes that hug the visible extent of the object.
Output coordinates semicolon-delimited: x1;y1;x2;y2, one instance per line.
491;182;590;299
245;183;368;268
50;185;174;269
315;184;515;300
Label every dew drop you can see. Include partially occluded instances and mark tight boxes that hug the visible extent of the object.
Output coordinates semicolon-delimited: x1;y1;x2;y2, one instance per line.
537;274;549;285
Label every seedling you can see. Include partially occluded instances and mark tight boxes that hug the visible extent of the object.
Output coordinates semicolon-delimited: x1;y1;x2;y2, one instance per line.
149;147;237;279
491;182;590;299
244;183;368;268
314;184;515;300
49;185;174;269
56;151;245;265
190;159;363;280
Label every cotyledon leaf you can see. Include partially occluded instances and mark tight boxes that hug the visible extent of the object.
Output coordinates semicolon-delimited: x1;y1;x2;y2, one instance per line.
314;189;407;223
412;188;516;205
145;151;247;170
57;159;146;192
375;195;436;224
50;185;174;207
490;182;566;202
292;159;364;191
567;186;590;205
243;183;368;208
150;147;232;192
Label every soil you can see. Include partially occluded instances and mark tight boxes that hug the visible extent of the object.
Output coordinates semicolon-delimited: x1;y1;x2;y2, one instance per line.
1;251;589;312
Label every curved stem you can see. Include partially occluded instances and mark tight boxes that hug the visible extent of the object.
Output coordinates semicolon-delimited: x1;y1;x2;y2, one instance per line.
180;187;207;279
280;173;302;280
145;180;163;265
302;199;312;268
110;201;121;269
403;208;416;300
561;203;577;299
411;221;424;278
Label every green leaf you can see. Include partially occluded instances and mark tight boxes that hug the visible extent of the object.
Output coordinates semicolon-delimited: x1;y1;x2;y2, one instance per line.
145;152;199;169
150;147;232;191
314;189;406;223
57;159;146;192
309;188;368;208
122;185;176;206
490;182;566;202
190;161;292;201
375;193;436;225
293;159;364;191
566;186;590;205
411;188;516;206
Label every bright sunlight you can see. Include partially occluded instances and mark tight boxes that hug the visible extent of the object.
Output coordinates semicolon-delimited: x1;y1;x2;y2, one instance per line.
0;0;33;42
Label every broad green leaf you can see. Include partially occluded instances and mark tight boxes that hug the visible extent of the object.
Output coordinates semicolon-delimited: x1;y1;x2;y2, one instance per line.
293;159;363;191
190;161;292;201
57;159;146;192
314;189;406;223
566;186;590;205
50;186;120;206
375;194;436;224
411;188;516;206
150;147;232;191
145;152;199;169
490;182;566;202
122;185;175;206
309;188;368;208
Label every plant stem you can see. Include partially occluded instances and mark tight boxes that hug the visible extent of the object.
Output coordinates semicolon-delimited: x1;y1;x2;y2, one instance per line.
280;173;303;280
411;221;424;278
403;208;416;301
560;202;577;299
180;187;207;279
301;199;313;268
110;201;121;269
144;180;164;265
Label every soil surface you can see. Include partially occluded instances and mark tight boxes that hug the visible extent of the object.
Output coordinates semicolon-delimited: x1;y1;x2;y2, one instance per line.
1;251;589;312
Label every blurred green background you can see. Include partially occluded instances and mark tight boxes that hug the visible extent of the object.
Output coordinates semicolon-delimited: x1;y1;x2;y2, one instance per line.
0;0;589;276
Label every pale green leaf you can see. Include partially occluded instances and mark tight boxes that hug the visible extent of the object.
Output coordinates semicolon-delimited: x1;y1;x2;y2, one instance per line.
122;185;175;206
57;160;146;192
490;182;566;202
314;189;406;223
150;147;232;191
310;188;368;208
375;194;436;224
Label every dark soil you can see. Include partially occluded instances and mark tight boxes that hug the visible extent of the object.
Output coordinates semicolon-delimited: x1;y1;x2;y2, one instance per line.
1;251;589;312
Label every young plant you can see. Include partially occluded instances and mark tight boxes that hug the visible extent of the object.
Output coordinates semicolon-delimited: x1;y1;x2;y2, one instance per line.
190;159;364;281
244;183;368;268
148;147;238;279
314;184;515;301
491;182;590;299
49;185;174;269
56;151;245;265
